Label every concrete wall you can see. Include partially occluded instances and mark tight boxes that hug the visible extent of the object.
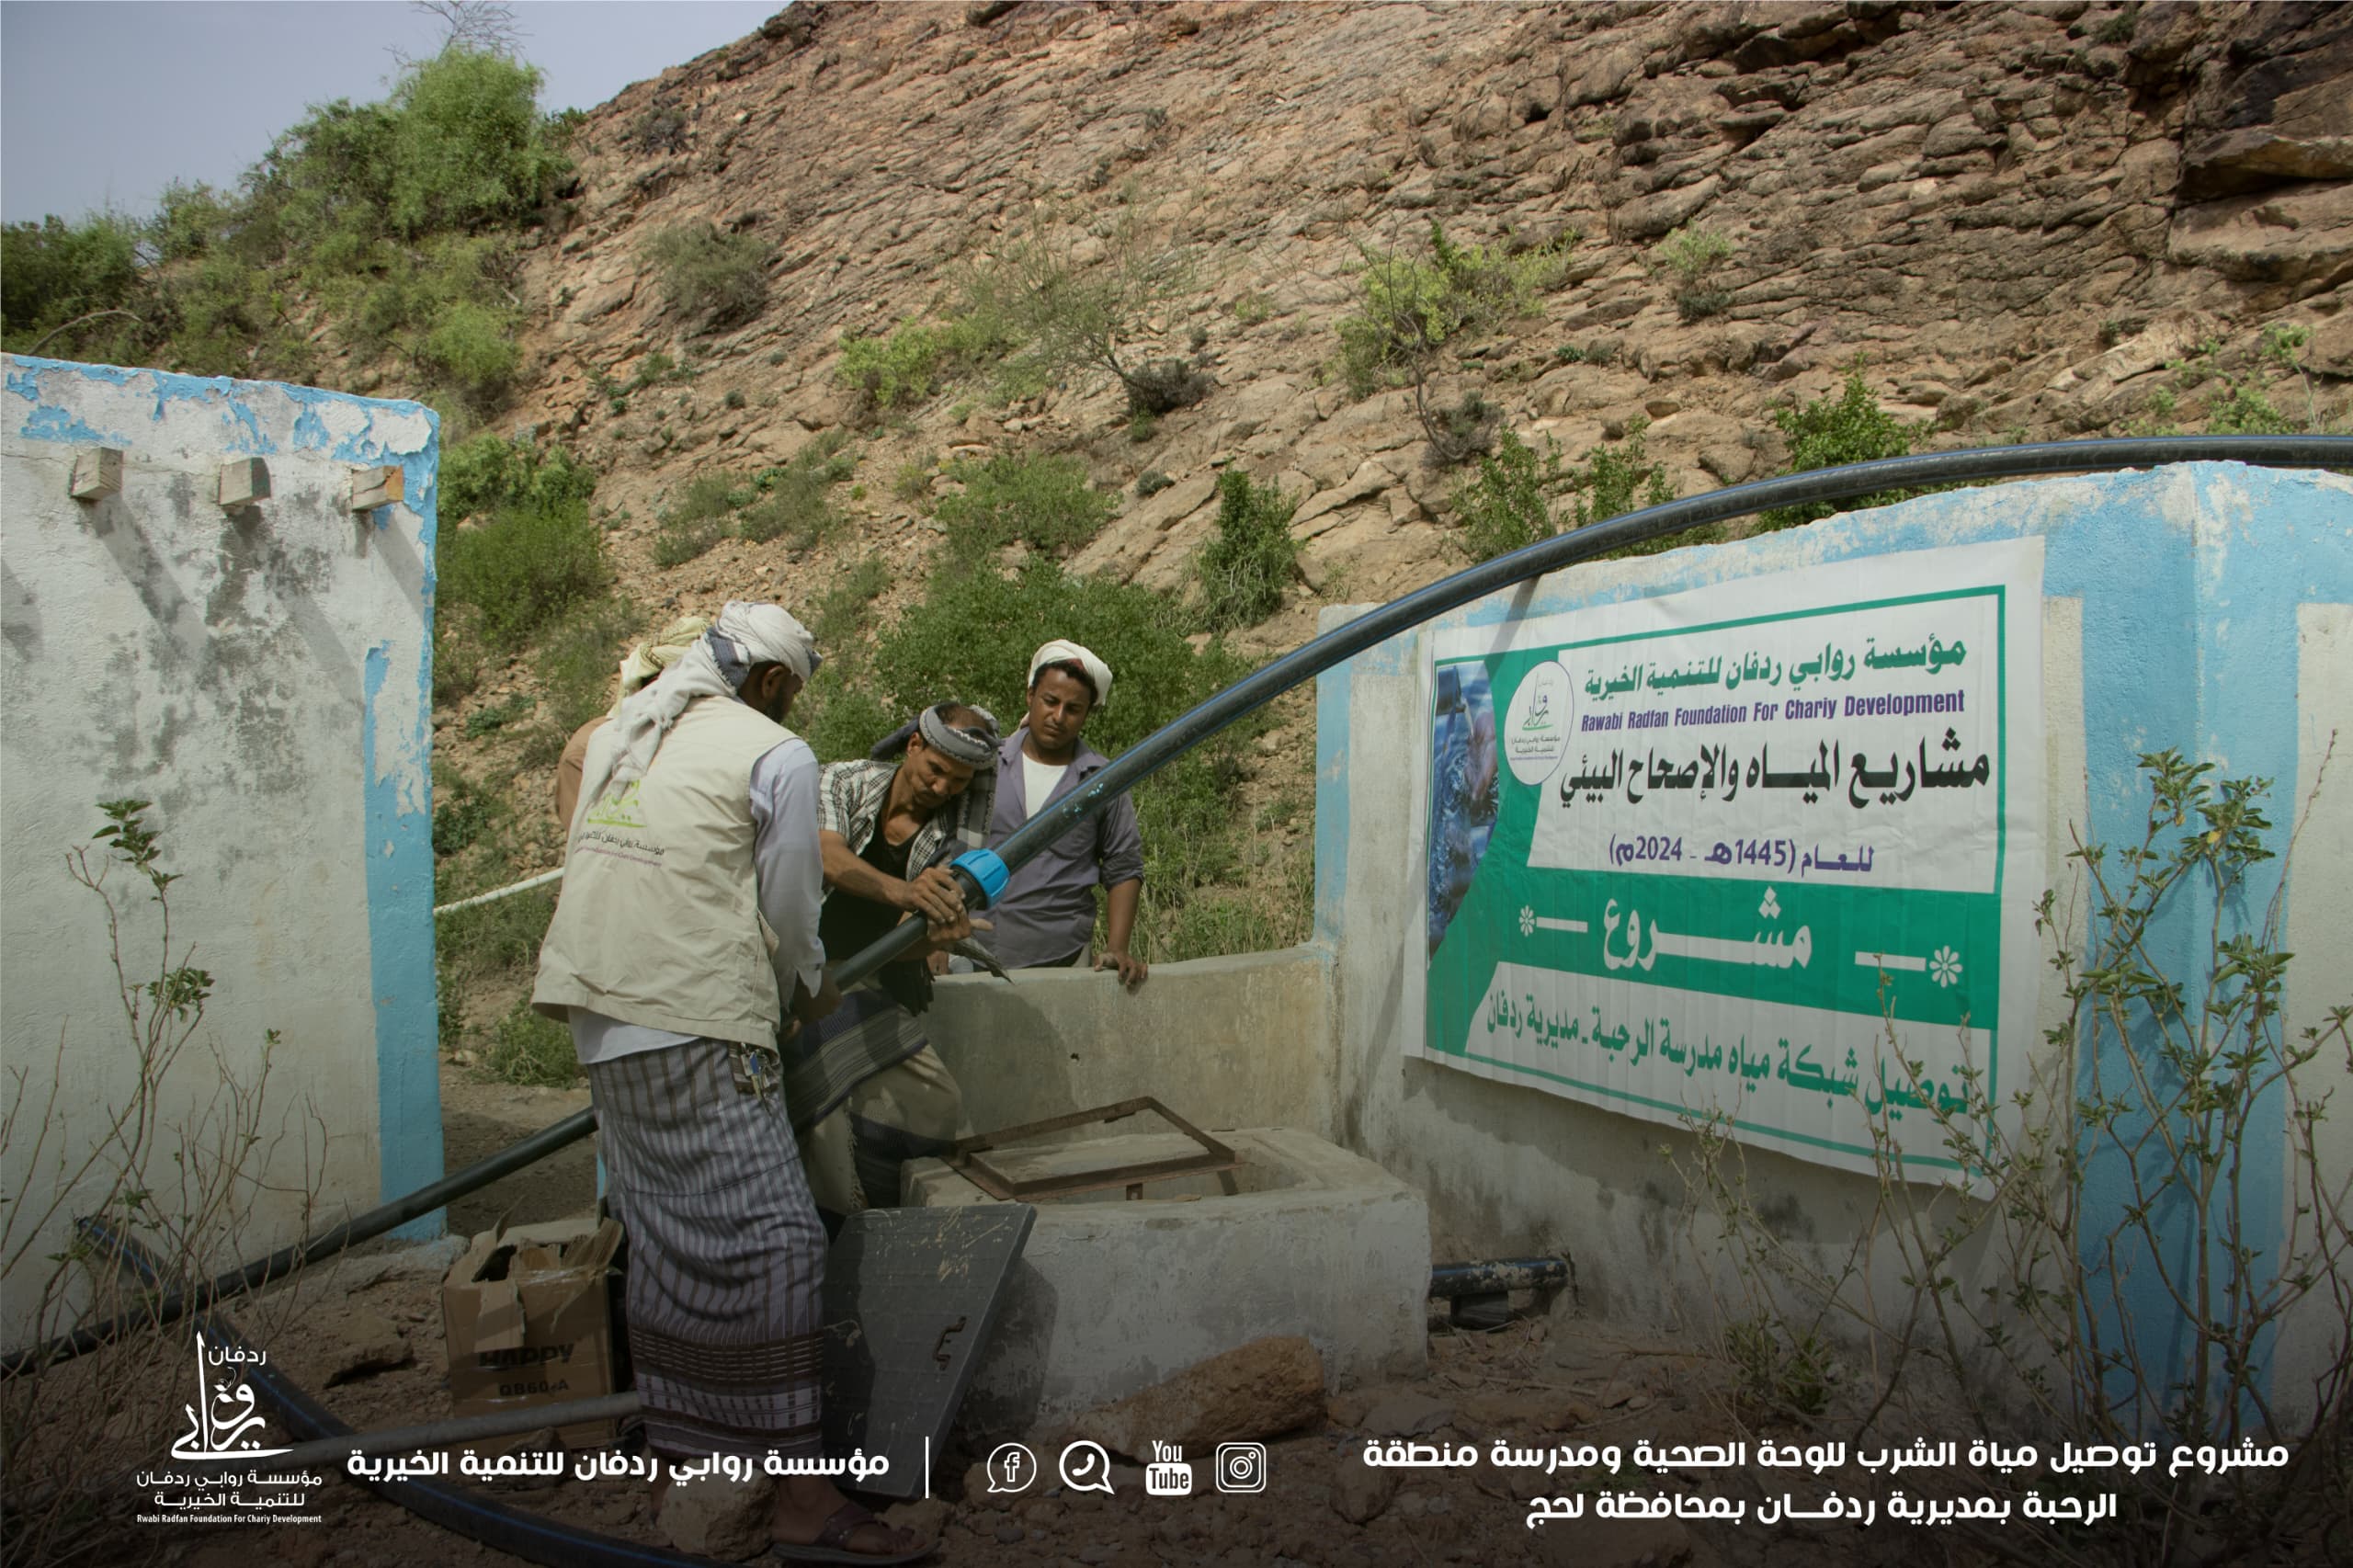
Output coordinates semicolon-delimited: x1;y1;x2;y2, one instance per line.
0;356;441;1339
1316;462;2352;1422
927;949;1333;1140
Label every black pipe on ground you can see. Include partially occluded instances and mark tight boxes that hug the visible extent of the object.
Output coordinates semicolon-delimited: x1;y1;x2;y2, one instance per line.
3;1110;596;1377
13;436;2345;1376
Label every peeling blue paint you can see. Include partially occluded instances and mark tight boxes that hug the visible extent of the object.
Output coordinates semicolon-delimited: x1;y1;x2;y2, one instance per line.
16;402;132;445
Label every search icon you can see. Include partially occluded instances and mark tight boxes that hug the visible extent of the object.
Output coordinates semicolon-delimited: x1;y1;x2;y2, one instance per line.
1058;1439;1115;1495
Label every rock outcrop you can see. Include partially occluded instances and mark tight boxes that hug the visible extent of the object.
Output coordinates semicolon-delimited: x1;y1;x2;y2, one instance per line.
482;0;2347;669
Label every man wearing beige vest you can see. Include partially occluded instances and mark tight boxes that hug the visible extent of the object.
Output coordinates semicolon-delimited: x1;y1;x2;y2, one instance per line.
532;601;926;1562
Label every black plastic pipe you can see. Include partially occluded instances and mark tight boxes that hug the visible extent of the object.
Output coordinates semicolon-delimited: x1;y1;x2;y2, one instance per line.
80;1218;743;1568
3;1109;597;1377
1428;1257;1572;1299
14;437;2344;1377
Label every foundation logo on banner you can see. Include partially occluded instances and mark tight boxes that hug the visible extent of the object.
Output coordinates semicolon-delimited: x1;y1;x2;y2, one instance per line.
1503;658;1573;786
135;1334;322;1527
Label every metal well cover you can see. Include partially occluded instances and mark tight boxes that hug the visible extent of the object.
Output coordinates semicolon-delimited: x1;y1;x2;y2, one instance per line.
820;1203;1036;1499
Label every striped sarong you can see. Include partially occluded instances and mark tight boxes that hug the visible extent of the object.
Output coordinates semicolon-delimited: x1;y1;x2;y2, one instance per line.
587;1040;825;1460
784;984;966;1217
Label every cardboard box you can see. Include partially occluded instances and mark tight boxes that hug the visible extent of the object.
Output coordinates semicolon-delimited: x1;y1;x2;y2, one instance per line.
441;1217;624;1449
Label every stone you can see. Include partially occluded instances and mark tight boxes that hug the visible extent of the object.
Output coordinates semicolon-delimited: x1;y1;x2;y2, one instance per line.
2307;312;2353;379
660;1472;776;1560
1610;176;1722;243
2166;182;2353;287
1331;1453;1399;1524
881;1497;949;1544
1563;44;1643;108
1068;1335;1326;1459
2180;128;2353;202
1360;1391;1453;1436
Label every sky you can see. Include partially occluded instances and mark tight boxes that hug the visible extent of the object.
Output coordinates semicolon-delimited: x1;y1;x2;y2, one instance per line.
1;1;782;224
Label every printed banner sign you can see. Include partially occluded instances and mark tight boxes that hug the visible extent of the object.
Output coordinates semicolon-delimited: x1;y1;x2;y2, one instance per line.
1418;538;2043;1186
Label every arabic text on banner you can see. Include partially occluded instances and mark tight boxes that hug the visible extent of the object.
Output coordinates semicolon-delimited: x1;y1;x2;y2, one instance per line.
1419;537;2044;1187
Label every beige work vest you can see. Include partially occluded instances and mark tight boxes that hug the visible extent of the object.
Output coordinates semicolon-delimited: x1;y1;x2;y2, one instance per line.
531;696;791;1045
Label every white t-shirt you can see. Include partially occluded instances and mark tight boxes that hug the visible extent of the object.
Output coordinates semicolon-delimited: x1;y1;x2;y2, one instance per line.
1022;751;1068;822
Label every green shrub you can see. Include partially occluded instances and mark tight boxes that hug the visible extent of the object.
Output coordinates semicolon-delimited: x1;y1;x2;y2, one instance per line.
1756;366;1921;531
1654;225;1735;323
653;515;727;568
439;432;597;524
864;558;1246;760
839;323;949;412
418;299;521;411
1196;470;1298;631
1570;416;1677;530
462;691;537;739
1336;220;1567;399
643;222;772;332
433;769;501;856
629;100;689;154
1453;430;1568;563
738;470;838;551
892;454;937;502
479;999;579;1086
439;497;610;649
837;311;1018;414
934;453;1116;560
1136;470;1175;499
2206;376;2295;435
433;613;486;704
1232;293;1273;326
382;50;570;235
0;213;143;352
436;889;554;983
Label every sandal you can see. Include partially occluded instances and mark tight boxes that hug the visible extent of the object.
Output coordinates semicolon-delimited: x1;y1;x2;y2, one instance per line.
772;1499;933;1565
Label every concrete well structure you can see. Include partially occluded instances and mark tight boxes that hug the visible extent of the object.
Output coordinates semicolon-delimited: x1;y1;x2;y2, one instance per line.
904;1126;1428;1428
0;356;442;1341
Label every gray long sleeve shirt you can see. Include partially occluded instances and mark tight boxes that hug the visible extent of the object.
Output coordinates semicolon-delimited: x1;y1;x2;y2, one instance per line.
980;729;1144;970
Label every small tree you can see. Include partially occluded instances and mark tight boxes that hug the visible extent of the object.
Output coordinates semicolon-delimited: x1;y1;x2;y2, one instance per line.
1451;429;1569;563
1337;220;1568;464
983;217;1211;416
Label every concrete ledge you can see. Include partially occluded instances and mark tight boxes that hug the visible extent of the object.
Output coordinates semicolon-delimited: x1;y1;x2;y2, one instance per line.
927;947;1334;1139
908;1127;1428;1429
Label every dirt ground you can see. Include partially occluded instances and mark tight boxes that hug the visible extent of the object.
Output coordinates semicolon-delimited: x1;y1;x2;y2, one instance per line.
435;1062;598;1239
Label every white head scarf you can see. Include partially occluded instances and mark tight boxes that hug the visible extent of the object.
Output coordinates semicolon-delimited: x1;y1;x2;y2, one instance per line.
580;601;818;808
611;614;710;710
1029;639;1112;710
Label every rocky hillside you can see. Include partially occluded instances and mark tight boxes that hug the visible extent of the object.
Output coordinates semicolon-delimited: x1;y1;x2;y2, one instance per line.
426;0;2348;949
493;0;2347;608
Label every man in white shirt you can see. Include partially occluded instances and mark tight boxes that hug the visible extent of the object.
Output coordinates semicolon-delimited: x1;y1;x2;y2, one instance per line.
532;602;922;1562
